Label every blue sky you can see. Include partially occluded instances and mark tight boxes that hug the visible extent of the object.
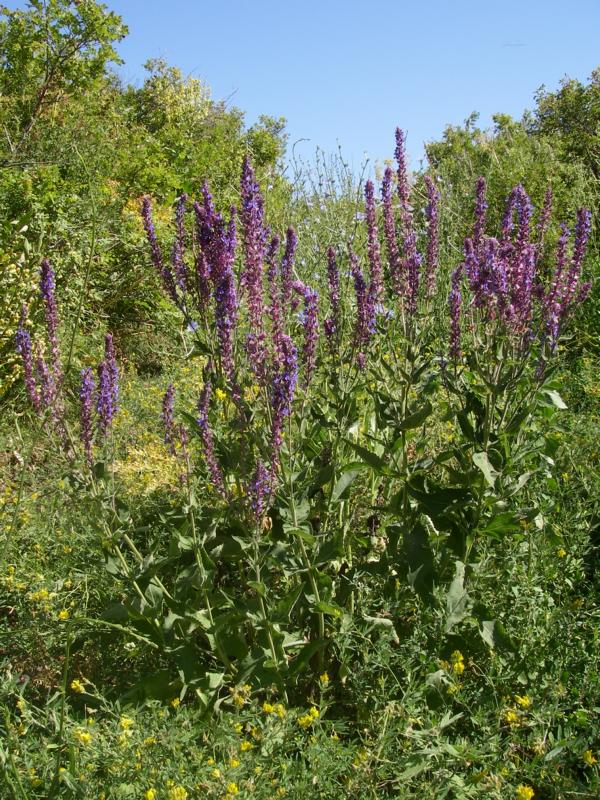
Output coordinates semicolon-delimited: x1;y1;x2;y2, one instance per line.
8;1;600;170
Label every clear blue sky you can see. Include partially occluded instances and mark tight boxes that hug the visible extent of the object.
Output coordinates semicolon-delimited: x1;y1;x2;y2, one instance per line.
9;0;600;170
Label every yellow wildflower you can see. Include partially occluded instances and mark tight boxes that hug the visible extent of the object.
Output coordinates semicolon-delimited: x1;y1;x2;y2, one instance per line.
226;784;239;796
119;715;134;730
557;548;567;558
503;709;519;726
58;609;70;620
240;740;253;752
170;698;180;708
211;768;221;778
309;707;319;719
515;785;534;800
145;790;156;800
74;727;92;746
515;694;531;709
207;757;215;766
229;757;240;768
274;703;286;718
70;679;85;694
583;749;597;766
451;650;465;675
215;388;227;401
262;701;275;714
167;787;188;800
319;672;330;685
16;698;26;713
233;722;243;733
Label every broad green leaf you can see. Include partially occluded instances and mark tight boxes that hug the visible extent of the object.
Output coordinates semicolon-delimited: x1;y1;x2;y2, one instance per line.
397;400;433;432
472;451;498;487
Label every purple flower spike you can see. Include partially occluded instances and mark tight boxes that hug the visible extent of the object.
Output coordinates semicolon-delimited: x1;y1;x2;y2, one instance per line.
162;383;176;454
240;157;267;332
324;247;341;346
248;459;272;522
394;128;420;311
270;333;298;468
449;265;463;362
197;380;226;496
394;128;410;208
381;167;402;295
40;259;61;380
364;180;383;308
424;175;440;298
292;280;319;388
350;253;373;368
80;368;95;466
473;178;487;259
16;309;40;411
141;196;177;303
96;362;115;437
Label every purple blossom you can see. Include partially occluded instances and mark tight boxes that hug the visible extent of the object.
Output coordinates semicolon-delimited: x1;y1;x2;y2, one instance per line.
79;368;95;466
473;177;487;259
364;180;383;308
171;193;188;292
40;259;61;380
96;362;115;437
197;380;226;496
240;158;267;354
15;310;40;411
324;247;341;345
269;333;298;468
141;196;177;303
248;459;271;522
350;253;373;368
394;129;421;311
424;175;440;298
292;280;319;387
381;166;402;295
162;383;176;454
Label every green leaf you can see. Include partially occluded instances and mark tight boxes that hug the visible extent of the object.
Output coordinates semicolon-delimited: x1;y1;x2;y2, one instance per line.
472;451;498;487
313;601;343;617
331;465;365;502
247;580;266;597
284;526;316;545
445;561;469;632
344;440;388;472
541;389;567;409
397;400;433;432
481;512;520;539
402;522;435;601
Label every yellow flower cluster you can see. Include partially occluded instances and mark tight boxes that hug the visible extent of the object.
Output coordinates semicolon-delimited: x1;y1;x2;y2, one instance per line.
262;701;286;718
515;785;534;800
229;684;252;708
112;434;182;497
450;650;465;675
297;707;319;728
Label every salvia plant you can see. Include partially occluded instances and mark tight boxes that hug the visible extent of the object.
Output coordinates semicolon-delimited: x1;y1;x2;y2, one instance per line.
16;130;592;708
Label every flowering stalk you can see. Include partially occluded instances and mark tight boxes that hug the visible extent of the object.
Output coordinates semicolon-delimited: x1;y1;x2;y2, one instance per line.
381;166;402;295
197;380;226;496
162;383;176;455
324;247;341;348
364;180;383;308
79;368;95;466
40;259;62;382
292;280;319;388
15;309;40;411
141;196;177;303
424;175;440;298
394;129;421;312
269;333;298;469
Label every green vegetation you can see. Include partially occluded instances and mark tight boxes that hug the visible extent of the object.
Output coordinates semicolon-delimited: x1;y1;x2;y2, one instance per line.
1;3;599;800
